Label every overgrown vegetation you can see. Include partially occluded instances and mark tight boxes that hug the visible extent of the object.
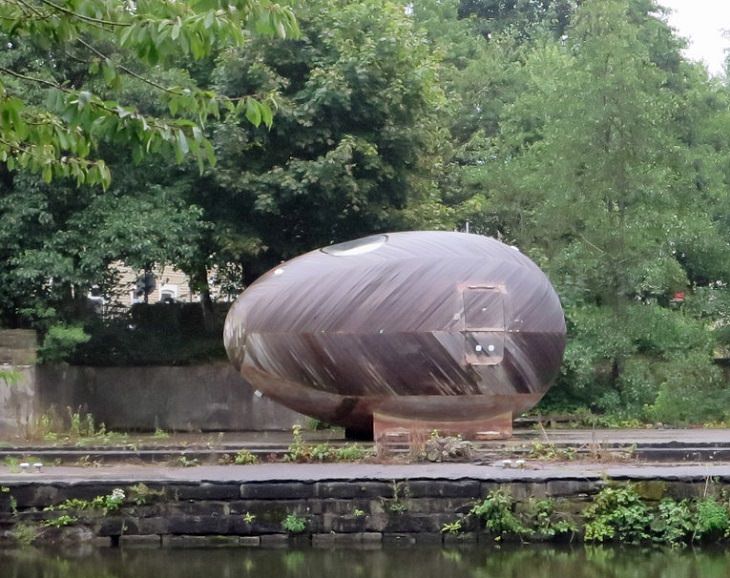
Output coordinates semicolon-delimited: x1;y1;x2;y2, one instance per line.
21;408;127;445
470;490;532;540
584;486;730;545
2;480;730;546
45;488;125;517
38;488;126;530
70;303;227;366
0;368;20;386
285;425;373;463
173;456;200;468
454;485;730;546
233;450;259;465
527;442;577;461
127;483;165;507
583;486;653;543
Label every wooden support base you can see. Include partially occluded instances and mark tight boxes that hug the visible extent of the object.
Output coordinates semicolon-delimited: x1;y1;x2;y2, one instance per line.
373;412;512;455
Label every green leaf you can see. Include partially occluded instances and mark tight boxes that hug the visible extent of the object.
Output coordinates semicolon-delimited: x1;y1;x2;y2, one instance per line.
260;101;273;128
176;129;189;155
245;99;262;127
102;60;117;86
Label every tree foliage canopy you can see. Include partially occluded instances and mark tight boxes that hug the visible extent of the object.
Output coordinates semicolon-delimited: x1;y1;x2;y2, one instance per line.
0;0;297;188
431;0;730;422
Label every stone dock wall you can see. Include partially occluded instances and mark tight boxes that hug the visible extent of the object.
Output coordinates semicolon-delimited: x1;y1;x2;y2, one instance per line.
1;475;727;547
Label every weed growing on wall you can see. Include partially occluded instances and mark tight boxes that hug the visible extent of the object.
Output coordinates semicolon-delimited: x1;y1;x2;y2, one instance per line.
441;519;464;535
22;408;128;445
583;486;730;545
282;513;307;534
9;523;38;546
584;486;652;544
526;499;577;539
47;488;125;517
42;514;78;528
470;490;530;540
653;499;694;546
128;483;164;506
452;485;730;546
694;497;730;541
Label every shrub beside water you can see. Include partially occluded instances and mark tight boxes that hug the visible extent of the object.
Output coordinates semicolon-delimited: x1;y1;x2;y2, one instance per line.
462;486;730;545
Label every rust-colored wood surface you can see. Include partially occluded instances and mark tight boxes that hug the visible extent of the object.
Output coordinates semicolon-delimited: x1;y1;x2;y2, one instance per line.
224;232;566;436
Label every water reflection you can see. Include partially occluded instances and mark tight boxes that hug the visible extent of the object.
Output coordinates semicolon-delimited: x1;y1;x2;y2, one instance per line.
1;545;729;578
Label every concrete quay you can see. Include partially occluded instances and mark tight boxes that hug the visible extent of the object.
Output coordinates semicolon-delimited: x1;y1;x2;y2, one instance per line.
3;428;730;464
1;460;729;547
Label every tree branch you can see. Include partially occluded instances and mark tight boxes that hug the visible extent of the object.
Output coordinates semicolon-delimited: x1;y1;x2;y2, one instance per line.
11;0;46;18
75;38;267;107
36;0;131;27
76;38;180;96
0;66;60;89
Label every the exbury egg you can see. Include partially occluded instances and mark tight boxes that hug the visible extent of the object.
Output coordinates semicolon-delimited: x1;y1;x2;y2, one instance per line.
224;231;566;439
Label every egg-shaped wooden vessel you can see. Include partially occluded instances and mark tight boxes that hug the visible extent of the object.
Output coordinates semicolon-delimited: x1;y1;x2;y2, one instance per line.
224;231;566;439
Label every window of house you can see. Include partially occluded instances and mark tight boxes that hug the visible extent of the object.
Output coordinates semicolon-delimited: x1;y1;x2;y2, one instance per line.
159;284;178;303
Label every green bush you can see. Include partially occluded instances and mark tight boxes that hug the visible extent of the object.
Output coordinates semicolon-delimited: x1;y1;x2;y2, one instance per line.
281;513;307;534
649;353;728;424
470;490;530;540
541;301;727;426
694;497;730;541
583;487;730;545
38;324;90;363
584;486;652;544
70;303;228;366
652;499;694;545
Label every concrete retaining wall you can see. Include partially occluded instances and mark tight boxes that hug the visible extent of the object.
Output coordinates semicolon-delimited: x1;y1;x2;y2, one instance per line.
0;330;37;365
0;367;36;438
0;327;304;435
0;330;39;437
34;363;305;432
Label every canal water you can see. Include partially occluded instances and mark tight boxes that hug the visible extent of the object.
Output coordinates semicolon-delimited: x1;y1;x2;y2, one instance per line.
1;545;730;578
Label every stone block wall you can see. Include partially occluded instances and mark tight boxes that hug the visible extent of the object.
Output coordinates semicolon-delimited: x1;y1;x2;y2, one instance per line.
1;476;726;547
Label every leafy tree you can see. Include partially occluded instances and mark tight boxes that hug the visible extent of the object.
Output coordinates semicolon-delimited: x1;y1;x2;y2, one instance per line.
0;0;296;337
1;0;449;336
0;0;298;188
457;0;580;39
454;0;730;421
187;0;448;284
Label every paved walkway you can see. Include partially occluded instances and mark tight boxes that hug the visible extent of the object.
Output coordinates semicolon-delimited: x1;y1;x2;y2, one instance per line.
3;428;730;450
1;461;729;485
2;429;730;485
526;428;730;446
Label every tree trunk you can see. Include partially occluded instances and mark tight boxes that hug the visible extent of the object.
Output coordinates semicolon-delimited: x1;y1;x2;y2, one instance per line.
190;265;216;334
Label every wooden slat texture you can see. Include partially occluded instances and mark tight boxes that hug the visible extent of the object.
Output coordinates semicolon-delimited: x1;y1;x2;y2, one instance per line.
224;232;566;435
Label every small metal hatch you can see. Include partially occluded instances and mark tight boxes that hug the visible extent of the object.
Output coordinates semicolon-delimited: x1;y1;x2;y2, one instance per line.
463;287;505;365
